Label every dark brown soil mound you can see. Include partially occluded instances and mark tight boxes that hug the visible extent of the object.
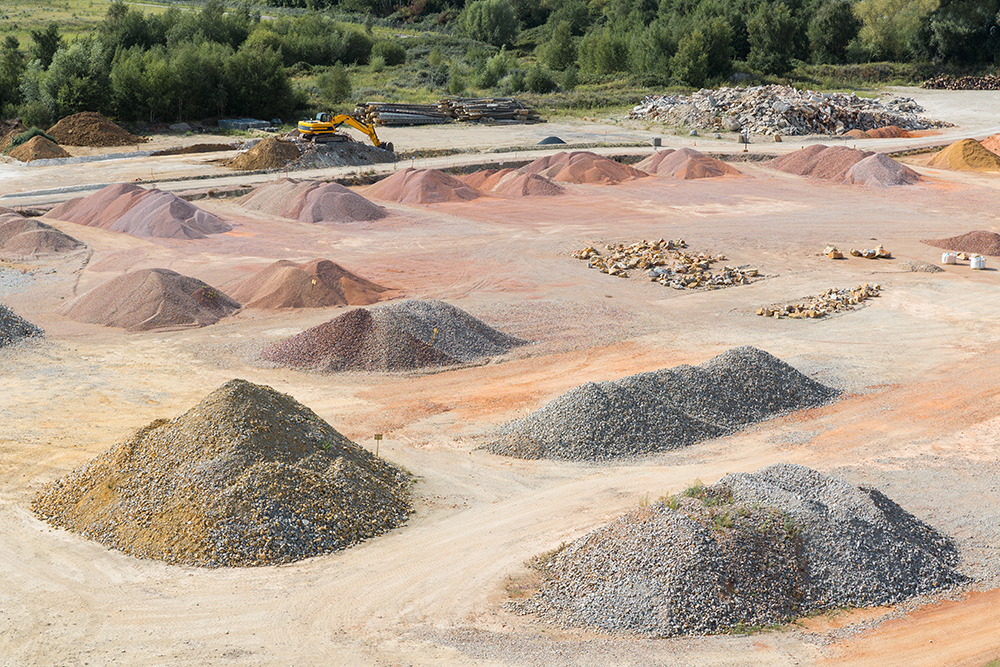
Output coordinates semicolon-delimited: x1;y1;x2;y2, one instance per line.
225;138;301;171
922;230;1000;256
0;119;28;152
44;183;232;239
236;178;387;222
151;143;234;157
47;112;146;147
58;268;240;331
520;151;648;185
8;135;71;161
844;153;921;187
636;148;740;179
0;210;84;258
32;379;412;567
225;258;392;309
262;299;525;372
770;145;873;182
365;168;481;204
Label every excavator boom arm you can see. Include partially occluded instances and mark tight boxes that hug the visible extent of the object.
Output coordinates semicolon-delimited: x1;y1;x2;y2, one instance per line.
296;113;390;150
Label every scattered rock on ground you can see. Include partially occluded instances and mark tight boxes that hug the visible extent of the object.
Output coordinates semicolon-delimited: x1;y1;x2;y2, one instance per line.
756;283;881;319
898;260;945;273
32;378;412;567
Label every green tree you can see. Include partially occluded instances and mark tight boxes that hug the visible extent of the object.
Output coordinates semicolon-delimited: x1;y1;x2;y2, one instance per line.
543;20;577;70
924;0;1000;64
747;3;798;74
29;22;63;70
853;0;937;60
0;37;26;111
371;40;406;65
809;1;861;63
670;29;709;86
462;0;520;47
579;27;629;73
316;64;352;106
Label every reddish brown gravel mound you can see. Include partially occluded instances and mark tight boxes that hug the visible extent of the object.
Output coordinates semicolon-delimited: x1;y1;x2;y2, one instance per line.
58;268;240;331
8;135;71;161
982;133;1000;156
44;183;232;239
770;145;873;181
844;153;921;187
225;138;301;171
237;178;387;222
520;151;647;185
365;168;481;204
866;125;912;139
922;230;1000;257
225;259;392;309
928;138;1000;171
47;112;146;147
262;299;525;372
461;168;564;196
636;148;740;179
0;209;84;258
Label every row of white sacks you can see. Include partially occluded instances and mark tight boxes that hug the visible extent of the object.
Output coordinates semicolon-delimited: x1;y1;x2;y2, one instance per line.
942;252;987;269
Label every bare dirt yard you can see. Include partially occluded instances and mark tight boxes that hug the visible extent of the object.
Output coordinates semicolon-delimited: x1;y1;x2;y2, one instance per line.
2;88;1000;666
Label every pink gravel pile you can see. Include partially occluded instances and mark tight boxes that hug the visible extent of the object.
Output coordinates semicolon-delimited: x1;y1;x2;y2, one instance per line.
635;148;740;179
59;268;240;331
771;145;917;186
44;183;232;239
0;208;83;258
520;151;647;185
236;179;387;223
461;168;564;196
364;168;481;204
225;259;391;309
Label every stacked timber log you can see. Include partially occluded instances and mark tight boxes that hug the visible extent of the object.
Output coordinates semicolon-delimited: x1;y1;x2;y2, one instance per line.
444;97;541;122
922;75;1000;90
354;103;452;126
355;98;540;125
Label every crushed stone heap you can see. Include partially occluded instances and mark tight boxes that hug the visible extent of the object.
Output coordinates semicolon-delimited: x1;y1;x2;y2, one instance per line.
364;168;481;204
488;346;838;460
236;178;387;223
770;145;920;187
0;208;84;258
59;268;240;331
519;151;647;185
47;111;147;147
923;230;1000;257
630;85;949;136
262;298;525;372
635;148;740;179
516;463;964;637
32;379;412;567
460;168;564;196
0;303;42;347
225;258;392;309
44;183;232;240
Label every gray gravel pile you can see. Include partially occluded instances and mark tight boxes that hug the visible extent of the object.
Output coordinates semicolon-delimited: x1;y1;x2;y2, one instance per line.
33;379;412;567
516;464;964;637
262;299;526;372
0;303;42;346
489;346;838;460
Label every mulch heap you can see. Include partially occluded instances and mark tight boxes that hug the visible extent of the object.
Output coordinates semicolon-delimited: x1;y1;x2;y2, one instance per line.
225;137;301;171
770;145;920;187
488;346;838;460
520;151;648;185
32;379;412;567
237;178;387;223
927;138;1000;172
635;148;740;179
0;303;42;347
8;135;71;161
515;463;964;637
0;207;84;258
44;183;232;240
225;258;392;309
262;298;525;372
47;112;147;147
923;230;1000;257
58;268;240;331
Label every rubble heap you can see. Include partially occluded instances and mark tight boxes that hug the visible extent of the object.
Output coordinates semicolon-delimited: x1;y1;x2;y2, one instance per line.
757;283;881;319
630;85;949;136
573;239;759;290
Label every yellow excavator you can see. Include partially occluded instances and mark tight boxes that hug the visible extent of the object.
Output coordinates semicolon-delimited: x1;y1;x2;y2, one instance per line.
297;113;394;152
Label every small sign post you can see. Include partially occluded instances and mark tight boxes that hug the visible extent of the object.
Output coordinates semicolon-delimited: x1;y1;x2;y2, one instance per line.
374;433;383;456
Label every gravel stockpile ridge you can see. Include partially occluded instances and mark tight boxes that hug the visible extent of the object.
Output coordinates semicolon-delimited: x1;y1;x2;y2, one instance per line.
489;346;838;460
365;168;481;204
58;268;240;331
47;112;147;147
0;303;42;346
922;230;1000;256
32;379;412;567
635;148;740;179
517;464;963;637
519;151;647;185
0;210;84;258
237;178;387;223
225;258;391;309
262;299;525;372
461;169;564;197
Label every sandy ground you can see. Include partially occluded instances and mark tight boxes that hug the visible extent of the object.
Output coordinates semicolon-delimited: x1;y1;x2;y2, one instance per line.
3;88;1000;666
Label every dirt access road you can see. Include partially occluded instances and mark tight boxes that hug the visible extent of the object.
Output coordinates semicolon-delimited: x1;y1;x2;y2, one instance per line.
2;88;1000;666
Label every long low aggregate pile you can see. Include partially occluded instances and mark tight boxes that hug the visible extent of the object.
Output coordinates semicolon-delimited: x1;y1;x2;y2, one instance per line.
635;148;740;179
520;151;647;185
0;208;84;258
516;463;964;636
33;379;412;567
44;183;232;240
488;346;837;460
262;299;525;372
460;168;564;197
0;303;42;347
237;178;387;223
364;168;481;204
226;259;391;309
59;268;240;331
770;145;920;187
923;230;1000;256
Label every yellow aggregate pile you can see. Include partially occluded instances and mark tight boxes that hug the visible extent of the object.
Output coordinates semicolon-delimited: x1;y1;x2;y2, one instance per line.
574;238;759;290
757;283;881;319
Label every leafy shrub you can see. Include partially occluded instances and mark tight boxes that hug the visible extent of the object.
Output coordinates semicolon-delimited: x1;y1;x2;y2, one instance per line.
372;40;406;66
10;127;56;148
316;65;352;105
462;0;519;48
526;65;558;93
